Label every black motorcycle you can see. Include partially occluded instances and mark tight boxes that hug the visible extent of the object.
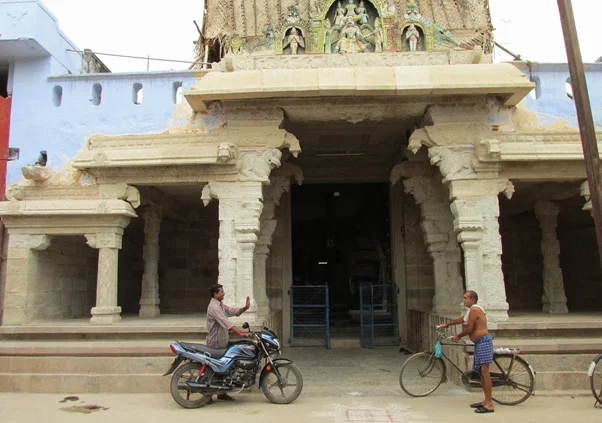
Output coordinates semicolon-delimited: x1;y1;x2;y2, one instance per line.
163;323;303;408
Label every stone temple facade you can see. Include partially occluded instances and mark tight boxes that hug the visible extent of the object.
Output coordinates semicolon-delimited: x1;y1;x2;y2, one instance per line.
1;0;601;392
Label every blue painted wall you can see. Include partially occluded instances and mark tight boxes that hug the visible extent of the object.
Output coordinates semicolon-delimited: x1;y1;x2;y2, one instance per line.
7;68;201;184
516;62;602;129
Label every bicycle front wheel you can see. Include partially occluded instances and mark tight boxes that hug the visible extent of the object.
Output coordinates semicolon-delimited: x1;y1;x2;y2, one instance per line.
491;354;535;405
399;352;446;397
589;354;602;404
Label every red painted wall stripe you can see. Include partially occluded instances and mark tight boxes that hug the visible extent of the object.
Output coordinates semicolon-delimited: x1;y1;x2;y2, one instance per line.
0;96;10;200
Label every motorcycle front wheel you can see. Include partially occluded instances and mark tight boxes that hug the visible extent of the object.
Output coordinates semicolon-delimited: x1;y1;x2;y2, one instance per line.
260;362;303;404
170;362;213;409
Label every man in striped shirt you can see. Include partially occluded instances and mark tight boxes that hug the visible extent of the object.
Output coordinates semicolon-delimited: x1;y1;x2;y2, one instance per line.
205;284;251;401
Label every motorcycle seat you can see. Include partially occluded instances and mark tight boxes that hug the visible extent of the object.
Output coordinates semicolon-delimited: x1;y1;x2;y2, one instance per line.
180;342;227;359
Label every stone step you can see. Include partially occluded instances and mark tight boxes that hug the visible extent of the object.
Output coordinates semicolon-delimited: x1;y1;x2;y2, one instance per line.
0;373;169;393
492;337;602;354
0;356;172;375
0;340;197;357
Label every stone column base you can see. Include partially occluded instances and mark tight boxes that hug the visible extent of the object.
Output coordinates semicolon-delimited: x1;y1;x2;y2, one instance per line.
544;303;569;314
139;303;160;318
90;306;122;325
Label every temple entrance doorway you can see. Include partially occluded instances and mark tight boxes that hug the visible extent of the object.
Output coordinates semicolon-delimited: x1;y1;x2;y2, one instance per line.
291;183;393;345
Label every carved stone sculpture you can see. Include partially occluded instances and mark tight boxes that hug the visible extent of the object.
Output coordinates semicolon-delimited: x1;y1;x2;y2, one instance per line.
283;28;305;55
335;16;366;53
334;1;346;27
406;24;421;51
239;149;283;182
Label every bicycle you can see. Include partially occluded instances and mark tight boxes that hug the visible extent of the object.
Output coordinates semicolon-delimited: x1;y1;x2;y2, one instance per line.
588;353;602;407
399;327;536;405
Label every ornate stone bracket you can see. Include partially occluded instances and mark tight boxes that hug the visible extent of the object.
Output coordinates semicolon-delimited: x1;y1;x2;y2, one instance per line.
427;146;477;183
581;181;593;214
239;149;283;183
98;183;141;209
8;234;53;250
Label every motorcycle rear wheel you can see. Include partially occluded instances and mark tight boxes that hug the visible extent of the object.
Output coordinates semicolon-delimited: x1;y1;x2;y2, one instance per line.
170;362;213;409
260;363;303;404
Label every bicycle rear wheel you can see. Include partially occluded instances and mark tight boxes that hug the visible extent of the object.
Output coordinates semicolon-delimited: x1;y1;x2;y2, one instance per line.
399;352;446;397
588;354;602;405
491;354;534;405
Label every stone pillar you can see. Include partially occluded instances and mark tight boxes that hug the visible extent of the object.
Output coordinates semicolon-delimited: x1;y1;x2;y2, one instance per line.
534;201;568;314
85;232;123;325
254;177;291;317
139;205;163;318
403;176;464;315
202;182;265;317
2;234;52;325
448;179;513;322
234;198;263;307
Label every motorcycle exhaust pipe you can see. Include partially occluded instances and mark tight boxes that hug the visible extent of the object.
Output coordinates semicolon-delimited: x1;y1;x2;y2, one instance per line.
183;382;232;391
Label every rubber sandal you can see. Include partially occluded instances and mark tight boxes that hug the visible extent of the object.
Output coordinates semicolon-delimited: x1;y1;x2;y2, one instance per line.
470;402;484;408
474;407;494;414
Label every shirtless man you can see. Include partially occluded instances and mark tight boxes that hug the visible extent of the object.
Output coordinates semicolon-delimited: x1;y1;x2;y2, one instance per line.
440;290;495;414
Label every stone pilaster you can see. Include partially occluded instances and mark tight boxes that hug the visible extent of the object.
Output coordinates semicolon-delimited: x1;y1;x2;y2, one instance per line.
2;234;53;324
253;177;291;317
202;182;265;317
448;179;513;322
85;232;123;325
534;201;568;314
403;176;463;315
139;205;163;318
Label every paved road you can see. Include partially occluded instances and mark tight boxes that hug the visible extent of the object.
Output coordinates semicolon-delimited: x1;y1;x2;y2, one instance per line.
0;390;599;422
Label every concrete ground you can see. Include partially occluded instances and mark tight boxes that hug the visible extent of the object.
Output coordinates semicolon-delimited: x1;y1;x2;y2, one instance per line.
0;347;599;422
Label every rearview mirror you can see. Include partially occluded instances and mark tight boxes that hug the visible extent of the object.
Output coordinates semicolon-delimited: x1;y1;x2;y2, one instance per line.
242;322;249;329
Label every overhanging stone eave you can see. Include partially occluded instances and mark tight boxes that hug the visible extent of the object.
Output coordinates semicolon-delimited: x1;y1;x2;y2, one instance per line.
184;63;535;111
477;130;602;163
0;199;137;219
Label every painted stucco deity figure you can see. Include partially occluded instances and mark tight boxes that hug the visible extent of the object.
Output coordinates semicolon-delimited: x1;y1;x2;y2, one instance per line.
334;1;346;26
324;19;333;53
372;17;383;52
335;16;365;53
283;28;305;55
406;24;421;51
356;1;369;24
345;0;358;18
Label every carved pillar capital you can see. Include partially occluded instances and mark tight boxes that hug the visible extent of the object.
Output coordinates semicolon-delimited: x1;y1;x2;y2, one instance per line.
8;234;53;250
98;183;141;209
238;149;283;184
85;232;123;249
580;180;593;214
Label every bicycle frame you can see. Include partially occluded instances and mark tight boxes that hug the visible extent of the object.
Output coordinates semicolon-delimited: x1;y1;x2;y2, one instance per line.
428;336;533;395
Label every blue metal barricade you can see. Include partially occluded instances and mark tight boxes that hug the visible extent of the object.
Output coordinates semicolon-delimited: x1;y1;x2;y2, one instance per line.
360;283;399;348
289;285;330;348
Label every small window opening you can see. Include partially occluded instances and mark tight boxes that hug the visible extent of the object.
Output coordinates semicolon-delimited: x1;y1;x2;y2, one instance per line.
91;83;102;106
52;85;63;107
133;83;143;105
566;77;574;100
173;81;183;104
